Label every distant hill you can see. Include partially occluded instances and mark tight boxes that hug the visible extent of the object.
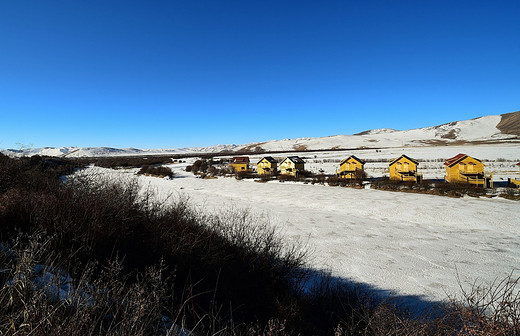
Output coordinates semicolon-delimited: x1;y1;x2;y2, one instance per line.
234;111;520;153
2;111;519;157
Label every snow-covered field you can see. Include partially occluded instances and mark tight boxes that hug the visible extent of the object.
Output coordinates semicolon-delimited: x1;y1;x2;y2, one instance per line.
78;143;520;311
225;143;520;180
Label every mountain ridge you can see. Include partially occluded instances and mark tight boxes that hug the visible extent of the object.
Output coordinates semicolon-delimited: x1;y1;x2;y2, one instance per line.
2;111;519;157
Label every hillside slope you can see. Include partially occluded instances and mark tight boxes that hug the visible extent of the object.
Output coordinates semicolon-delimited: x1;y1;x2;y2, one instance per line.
234;111;520;153
2;111;519;157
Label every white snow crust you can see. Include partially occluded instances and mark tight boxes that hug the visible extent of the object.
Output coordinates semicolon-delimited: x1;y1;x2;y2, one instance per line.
76;144;520;310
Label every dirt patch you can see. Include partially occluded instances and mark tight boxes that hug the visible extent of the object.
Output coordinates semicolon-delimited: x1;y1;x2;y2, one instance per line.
497;111;520;136
415;139;450;146
354;129;397;135
293;144;308;151
416;138;520;146
354;130;373;136
240;142;267;152
441;129;458;139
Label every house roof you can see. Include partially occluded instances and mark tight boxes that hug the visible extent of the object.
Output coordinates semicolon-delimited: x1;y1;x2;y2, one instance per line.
283;156;305;164
389;155;419;166
258;156;277;164
517;162;520;166
444;153;482;167
340;155;365;165
231;156;250;164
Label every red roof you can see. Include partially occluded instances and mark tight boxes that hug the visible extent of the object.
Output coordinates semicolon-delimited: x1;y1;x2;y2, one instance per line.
517;162;520;166
231;156;249;164
444;153;482;167
444;153;467;167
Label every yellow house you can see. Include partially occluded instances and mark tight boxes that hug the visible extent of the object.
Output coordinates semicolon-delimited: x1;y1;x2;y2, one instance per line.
280;156;305;176
337;155;365;179
509;162;520;187
389;155;422;182
257;156;278;175
444;153;492;187
229;156;250;172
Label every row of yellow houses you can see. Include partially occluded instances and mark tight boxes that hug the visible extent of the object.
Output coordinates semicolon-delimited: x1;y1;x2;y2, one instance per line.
229;154;520;188
230;156;305;176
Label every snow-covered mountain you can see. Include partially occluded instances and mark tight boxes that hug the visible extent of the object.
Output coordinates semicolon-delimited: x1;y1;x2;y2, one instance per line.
1;145;239;158
233;111;520;153
2;111;519;157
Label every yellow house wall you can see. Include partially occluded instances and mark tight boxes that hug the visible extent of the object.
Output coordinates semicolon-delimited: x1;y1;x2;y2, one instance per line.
445;157;485;183
280;160;304;176
389;158;418;181
339;159;364;179
257;160;277;175
230;163;248;171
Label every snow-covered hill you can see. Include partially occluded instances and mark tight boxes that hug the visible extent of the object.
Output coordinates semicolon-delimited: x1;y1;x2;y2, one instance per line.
237;112;519;153
2;111;519;157
1;145;239;158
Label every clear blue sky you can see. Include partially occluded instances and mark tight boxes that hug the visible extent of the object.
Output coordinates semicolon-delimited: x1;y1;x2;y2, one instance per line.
1;1;519;149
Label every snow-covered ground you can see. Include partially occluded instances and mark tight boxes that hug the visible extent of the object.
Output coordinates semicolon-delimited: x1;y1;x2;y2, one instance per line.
78;144;520;311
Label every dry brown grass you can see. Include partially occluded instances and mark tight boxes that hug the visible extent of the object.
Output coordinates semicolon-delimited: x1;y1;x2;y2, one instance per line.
497;111;520;136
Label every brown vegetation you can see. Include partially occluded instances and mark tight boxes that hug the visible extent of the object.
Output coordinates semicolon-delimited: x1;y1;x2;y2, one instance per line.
2;153;520;335
497;110;520;136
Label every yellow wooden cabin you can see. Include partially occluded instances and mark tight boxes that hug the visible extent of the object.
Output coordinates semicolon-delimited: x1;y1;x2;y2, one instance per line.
444;153;492;187
337;155;365;179
280;156;305;176
229;156;250;172
257;156;278;175
509;162;520;187
389;155;422;182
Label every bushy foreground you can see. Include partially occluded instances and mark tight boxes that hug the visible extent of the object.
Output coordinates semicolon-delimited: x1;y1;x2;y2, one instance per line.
0;153;519;335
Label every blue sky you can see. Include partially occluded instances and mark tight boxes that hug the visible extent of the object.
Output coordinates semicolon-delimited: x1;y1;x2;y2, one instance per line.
1;1;519;149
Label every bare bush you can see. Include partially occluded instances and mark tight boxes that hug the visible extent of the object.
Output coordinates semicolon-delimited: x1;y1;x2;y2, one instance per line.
138;165;174;178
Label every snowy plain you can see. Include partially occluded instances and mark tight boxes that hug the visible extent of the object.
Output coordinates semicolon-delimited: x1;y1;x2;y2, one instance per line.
78;143;520;311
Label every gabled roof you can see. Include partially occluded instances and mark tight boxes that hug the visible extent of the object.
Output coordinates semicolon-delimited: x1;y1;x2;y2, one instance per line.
517;162;520;166
231;156;249;164
282;156;305;164
258;156;277;164
389;155;419;166
340;155;365;165
444;153;482;167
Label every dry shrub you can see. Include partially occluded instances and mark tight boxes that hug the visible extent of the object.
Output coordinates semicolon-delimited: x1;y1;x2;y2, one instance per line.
436;273;520;336
2;154;520;335
137;165;174;178
0;231;173;336
326;175;340;186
